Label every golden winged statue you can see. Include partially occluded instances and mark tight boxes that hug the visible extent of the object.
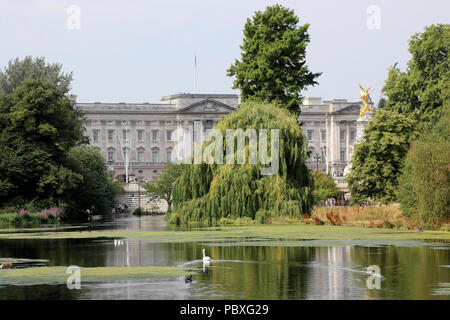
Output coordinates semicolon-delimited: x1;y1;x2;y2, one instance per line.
359;84;374;118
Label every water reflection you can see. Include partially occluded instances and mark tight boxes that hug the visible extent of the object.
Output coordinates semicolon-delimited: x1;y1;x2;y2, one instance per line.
0;217;449;300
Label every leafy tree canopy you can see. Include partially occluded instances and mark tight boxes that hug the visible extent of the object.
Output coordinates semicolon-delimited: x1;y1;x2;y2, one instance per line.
311;171;340;205
0;79;85;203
63;146;124;219
382;24;449;125
171;101;314;225
0;56;73;95
346;110;419;204
227;4;320;115
397;106;450;227
144;162;182;211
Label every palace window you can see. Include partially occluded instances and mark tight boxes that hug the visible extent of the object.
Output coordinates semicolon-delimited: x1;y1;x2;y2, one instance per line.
307;131;313;141
340;150;346;162
138;151;144;163
152;151;158;163
122;129;128;141
108;130;114;142
152;130;158;142
321;131;326;141
138;130;144;141
340;130;346;141
167;130;172;141
167;151;172;162
93;130;99;143
321;150;326;162
108;151;114;161
350;130;355;142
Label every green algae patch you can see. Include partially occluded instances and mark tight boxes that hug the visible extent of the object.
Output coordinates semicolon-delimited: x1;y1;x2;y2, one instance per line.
0;266;190;286
0;224;448;244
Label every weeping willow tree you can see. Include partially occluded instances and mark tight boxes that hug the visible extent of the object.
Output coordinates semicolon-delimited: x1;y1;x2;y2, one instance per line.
171;101;313;225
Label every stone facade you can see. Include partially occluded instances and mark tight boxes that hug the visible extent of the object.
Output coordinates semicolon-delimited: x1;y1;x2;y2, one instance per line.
74;93;239;183
74;93;369;198
298;97;371;192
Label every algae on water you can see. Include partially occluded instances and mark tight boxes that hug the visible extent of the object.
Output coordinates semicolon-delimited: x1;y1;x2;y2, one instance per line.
0;266;190;286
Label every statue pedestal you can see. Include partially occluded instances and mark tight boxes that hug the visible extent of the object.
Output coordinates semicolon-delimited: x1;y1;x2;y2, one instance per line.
344;113;373;177
356;113;372;143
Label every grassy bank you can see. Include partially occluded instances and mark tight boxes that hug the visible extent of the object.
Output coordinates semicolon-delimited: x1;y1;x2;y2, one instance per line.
311;205;450;231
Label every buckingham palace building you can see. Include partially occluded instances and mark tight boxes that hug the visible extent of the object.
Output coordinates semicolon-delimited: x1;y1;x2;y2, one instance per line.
73;93;239;183
74;93;367;193
299;97;366;181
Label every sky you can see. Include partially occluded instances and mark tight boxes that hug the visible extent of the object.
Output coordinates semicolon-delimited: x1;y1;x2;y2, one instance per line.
0;0;448;104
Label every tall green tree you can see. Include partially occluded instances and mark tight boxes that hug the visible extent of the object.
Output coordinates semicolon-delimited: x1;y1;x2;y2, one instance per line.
0;79;84;204
382;24;449;125
144;162;182;211
397;107;450;227
346;110;419;204
0;56;73;95
227;5;320;115
63;146;123;219
172;101;313;225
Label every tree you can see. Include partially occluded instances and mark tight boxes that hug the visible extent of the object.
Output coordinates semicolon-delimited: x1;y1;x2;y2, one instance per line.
0;79;85;204
0;56;73;95
346;110;419;204
63;146;124;219
227;5;320;115
382;24;449;125
397;106;450;227
144;162;182;212
311;171;340;205
172;101;313;225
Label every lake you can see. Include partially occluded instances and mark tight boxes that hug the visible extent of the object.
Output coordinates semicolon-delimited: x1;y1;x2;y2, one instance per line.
0;216;449;299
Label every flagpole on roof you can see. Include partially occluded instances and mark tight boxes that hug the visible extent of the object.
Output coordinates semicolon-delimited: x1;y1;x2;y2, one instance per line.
194;50;197;93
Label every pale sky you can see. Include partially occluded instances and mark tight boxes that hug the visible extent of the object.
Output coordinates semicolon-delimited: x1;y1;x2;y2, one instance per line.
0;0;448;104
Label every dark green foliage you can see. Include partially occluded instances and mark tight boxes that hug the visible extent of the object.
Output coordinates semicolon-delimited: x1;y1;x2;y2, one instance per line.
397;107;450;227
382;24;449;125
62;146;124;219
133;207;144;216
172;101;314;225
346;110;419;204
227;5;320;115
0;75;121;220
0;56;73;95
311;171;340;205
0;79;85;204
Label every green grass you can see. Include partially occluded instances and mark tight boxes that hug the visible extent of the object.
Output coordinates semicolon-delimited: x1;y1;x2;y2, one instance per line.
0;266;190;286
0;224;448;243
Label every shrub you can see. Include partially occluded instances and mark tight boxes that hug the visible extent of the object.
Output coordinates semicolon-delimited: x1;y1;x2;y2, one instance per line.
255;210;272;224
397;107;450;228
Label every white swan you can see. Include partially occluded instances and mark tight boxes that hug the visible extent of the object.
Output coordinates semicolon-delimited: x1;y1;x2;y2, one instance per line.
202;248;212;262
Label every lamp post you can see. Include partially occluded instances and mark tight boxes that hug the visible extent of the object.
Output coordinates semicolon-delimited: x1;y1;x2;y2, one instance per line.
314;153;321;171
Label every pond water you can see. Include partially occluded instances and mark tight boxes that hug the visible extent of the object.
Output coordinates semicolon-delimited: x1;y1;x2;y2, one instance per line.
0;216;449;300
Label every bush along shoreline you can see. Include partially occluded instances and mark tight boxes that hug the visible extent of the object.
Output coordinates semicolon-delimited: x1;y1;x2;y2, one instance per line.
0;207;61;228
